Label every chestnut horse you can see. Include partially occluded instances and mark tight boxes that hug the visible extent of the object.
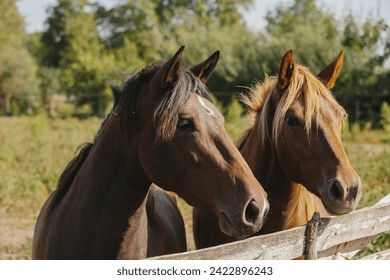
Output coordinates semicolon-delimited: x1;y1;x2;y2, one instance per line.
193;50;362;249
32;46;268;259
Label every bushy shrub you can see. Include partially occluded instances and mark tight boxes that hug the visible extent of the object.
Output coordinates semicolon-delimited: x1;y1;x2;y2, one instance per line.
225;97;244;123
380;102;390;133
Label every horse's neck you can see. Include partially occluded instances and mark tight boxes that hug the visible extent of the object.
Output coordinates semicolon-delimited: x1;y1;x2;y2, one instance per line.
70;122;150;216
280;183;317;229
239;124;322;233
280;183;330;230
118;185;187;259
238;124;289;196
51;119;152;258
117;190;149;259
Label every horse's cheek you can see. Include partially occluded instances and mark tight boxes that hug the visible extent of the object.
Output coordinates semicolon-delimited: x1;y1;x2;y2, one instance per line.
138;140;175;186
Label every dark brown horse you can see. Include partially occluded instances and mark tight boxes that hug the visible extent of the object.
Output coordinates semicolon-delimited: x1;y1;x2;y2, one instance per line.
194;50;362;249
32;47;269;259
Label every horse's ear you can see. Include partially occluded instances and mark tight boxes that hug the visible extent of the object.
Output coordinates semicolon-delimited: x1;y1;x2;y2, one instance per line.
278;50;295;91
317;50;344;89
190;51;220;83
152;46;184;88
110;85;122;107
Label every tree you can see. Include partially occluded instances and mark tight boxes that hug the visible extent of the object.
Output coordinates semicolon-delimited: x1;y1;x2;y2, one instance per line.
171;21;261;92
337;14;390;123
161;0;258;93
41;0;114;116
40;0;73;68
256;0;390;125
95;0;163;71
154;0;252;27
381;102;390;133
95;0;254;75
38;67;62;117
260;0;342;74
0;0;39;115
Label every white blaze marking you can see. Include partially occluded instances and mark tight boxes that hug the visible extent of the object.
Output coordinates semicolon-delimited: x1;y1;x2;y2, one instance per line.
197;95;215;117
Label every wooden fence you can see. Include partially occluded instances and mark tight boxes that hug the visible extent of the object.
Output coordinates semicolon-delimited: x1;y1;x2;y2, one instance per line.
153;193;390;260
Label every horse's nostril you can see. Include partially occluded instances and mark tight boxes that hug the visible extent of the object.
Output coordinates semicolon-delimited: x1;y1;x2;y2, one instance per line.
348;186;358;200
244;200;260;225
330;180;344;200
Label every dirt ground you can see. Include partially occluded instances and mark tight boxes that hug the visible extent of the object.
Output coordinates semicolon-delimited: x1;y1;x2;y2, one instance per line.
0;216;35;259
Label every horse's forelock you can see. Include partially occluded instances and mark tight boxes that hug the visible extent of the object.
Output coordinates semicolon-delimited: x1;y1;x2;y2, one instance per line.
116;64;161;130
154;69;212;143
113;64;212;142
248;65;346;146
110;84;122;108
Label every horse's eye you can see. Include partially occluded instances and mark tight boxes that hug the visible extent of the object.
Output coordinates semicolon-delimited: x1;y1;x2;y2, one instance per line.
286;116;301;126
177;118;195;132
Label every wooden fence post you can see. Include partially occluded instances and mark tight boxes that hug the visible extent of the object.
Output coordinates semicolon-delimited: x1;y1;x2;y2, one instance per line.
304;212;322;260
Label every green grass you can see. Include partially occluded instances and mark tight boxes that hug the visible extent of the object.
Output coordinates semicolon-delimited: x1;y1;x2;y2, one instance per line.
0;115;101;217
343;143;390;258
344;144;390;208
0;116;389;258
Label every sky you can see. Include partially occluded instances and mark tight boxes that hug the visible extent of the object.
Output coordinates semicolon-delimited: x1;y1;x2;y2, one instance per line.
16;0;390;33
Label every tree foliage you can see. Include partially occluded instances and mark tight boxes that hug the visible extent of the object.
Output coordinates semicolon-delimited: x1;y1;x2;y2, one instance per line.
381;102;390;133
41;0;114;116
4;0;390;120
337;14;390;123
256;0;390;124
260;0;341;75
0;0;39;115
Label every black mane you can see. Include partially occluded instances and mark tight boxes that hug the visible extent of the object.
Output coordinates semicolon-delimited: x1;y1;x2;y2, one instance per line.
46;143;92;213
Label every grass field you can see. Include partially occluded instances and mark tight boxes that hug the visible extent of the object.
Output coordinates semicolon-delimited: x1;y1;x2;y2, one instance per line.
0;116;101;218
0;115;389;259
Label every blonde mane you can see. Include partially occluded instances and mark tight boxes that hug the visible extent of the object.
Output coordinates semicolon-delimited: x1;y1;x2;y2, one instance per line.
242;64;347;146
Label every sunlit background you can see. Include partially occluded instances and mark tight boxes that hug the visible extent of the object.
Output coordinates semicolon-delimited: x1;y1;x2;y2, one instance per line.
1;0;389;259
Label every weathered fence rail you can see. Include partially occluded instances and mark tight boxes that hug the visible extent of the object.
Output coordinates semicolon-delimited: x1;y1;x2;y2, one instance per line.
152;193;390;260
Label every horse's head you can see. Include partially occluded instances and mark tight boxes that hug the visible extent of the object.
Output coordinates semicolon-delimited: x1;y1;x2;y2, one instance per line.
120;47;268;239
268;50;361;215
